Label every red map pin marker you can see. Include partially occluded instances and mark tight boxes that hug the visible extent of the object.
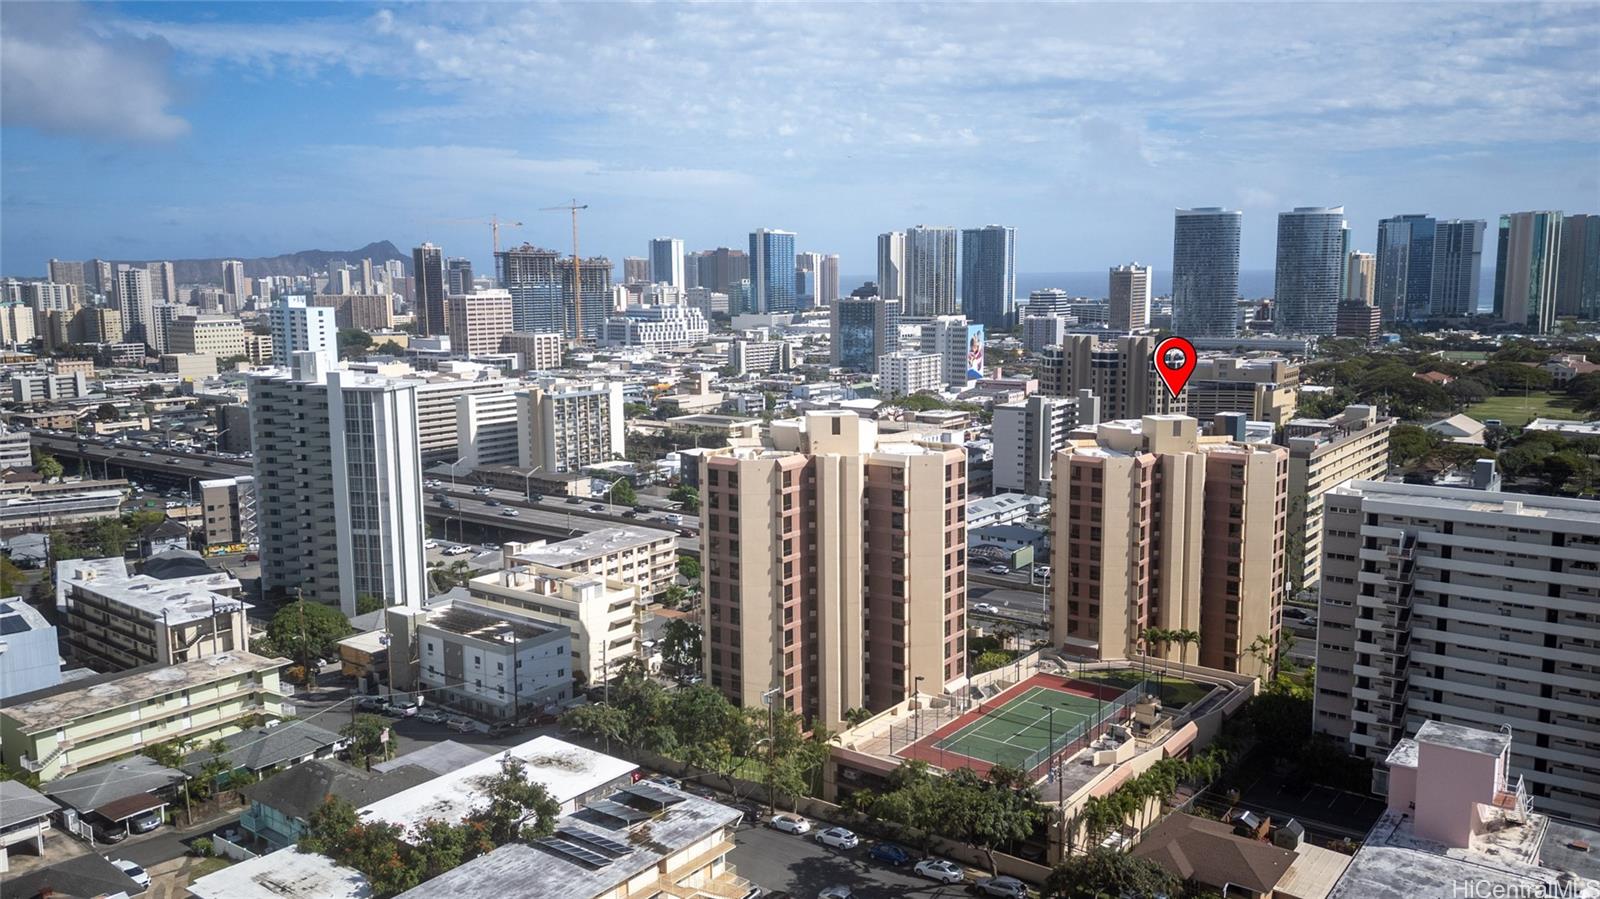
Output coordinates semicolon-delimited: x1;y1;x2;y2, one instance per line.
1153;336;1197;399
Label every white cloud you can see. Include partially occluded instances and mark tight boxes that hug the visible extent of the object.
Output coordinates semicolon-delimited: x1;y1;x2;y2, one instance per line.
1;3;188;142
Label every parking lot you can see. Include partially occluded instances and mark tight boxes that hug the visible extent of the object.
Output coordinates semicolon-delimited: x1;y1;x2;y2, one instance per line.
730;824;988;898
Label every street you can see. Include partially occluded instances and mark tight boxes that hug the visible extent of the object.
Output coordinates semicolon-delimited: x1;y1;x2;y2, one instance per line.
730;823;977;898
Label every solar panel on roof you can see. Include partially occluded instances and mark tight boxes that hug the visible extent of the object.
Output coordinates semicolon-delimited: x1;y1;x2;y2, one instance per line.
588;798;652;825
557;827;632;857
533;837;614;868
0;614;27;635
621;783;684;807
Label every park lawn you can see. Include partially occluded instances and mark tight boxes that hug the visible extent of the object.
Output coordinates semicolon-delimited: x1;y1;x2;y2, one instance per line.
1075;667;1212;709
1442;350;1490;362
1466;391;1575;427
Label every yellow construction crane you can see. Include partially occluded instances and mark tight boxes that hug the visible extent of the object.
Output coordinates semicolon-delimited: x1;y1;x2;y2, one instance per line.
435;214;523;253
540;199;589;343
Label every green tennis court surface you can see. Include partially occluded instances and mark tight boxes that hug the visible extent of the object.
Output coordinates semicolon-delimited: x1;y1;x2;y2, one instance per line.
933;686;1102;769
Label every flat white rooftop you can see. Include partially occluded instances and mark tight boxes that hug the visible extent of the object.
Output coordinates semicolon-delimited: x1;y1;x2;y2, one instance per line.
358;735;637;835
188;848;371;899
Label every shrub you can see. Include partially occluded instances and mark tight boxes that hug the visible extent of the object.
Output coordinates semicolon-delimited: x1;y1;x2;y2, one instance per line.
192;837;214;857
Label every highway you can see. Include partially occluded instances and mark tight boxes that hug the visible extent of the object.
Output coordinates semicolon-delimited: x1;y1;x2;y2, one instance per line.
424;482;701;556
29;431;252;486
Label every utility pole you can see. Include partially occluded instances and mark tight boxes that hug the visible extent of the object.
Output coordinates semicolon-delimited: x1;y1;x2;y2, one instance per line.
762;686;780;813
540;200;589;345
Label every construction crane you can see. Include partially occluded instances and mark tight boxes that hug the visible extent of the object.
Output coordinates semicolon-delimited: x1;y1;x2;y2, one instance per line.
540;199;589;344
435;214;523;254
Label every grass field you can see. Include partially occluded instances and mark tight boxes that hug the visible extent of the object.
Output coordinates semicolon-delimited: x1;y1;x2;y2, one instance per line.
933;686;1101;769
1466;391;1575;427
1075;667;1211;709
1442;350;1491;362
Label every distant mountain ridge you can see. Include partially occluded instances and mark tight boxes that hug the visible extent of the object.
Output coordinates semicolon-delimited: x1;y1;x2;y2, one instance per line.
115;241;410;285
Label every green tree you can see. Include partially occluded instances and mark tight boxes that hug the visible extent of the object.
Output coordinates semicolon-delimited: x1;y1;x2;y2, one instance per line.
609;479;637;505
48;529;85;563
267;599;352;666
412;818;469;880
337;328;374;359
1041;848;1182;899
142;738;190;770
1388;424;1435;467
973;650;1012;674
374;340;406;356
669;484;700;513
356;593;385;615
343;713;395;767
676;555;701;581
944;767;1043;874
96;402;121;421
842;707;874;728
33;451;63;480
660;618;703;671
464;756;560;845
299;797;422;897
0;555;25;596
125;509;166;533
559;703;630;746
1171;628;1200;683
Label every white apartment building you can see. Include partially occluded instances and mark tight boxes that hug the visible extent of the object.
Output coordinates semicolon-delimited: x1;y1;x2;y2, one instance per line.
390;600;572;722
1021;314;1066;354
729;334;794;375
991;391;1099;497
60;566;251;672
919;314;982;387
505;526;678;598
600;304;709;350
249;352;427;616
877;350;942;396
168;315;246;359
9;371;87;404
116;265;154;349
517;379;625;474
268;296;337;369
1313;481;1600;823
447;290;515;357
456;391;521;470
412;362;517;462
150;302;182;355
501;331;563;372
1284;405;1395;594
468;563;642;686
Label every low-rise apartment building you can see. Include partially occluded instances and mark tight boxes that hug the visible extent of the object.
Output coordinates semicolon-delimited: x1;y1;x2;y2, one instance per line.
1186;355;1300;428
61;566;251;671
468;563;643;686
387;600;572;723
0;650;288;781
504;526;678;598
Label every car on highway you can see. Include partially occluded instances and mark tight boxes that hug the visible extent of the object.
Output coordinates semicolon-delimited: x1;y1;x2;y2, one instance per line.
1033;565;1051;579
1283;607;1311;620
767;814;811;835
814;826;859;850
589;503;606;511
913;858;964;884
500;508;520;517
972;875;1029;898
565;496;583;505
987;564;1011;574
110;858;150;890
867;842;911;866
473;485;493;494
972;602;1000;614
487;498;502;506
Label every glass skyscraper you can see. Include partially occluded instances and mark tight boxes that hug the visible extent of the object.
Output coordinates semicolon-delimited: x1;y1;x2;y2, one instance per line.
1429;219;1486;317
903;225;958;317
1172;207;1241;338
749;229;797;313
830;296;901;371
648;237;685;289
960;224;1016;330
1494;211;1563;335
1375;214;1436;323
1274;206;1348;336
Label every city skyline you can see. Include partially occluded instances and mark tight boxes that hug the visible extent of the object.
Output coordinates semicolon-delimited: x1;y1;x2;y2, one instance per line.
3;3;1596;278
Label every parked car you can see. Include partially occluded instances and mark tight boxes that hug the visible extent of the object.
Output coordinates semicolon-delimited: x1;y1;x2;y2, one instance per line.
128;810;163;834
814;827;860;850
417;709;448;724
645;775;682;789
867;842;911;866
443;544;470;555
972;875;1029;898
110;858;150;890
423;540;438;549
244;553;259;562
384;701;419;718
914;858;964;884
1283;607;1311;620
487;721;520;736
356;696;385;711
767;814;811;835
817;887;856;899
446;717;476;733
987;564;1011;574
92;823;128;843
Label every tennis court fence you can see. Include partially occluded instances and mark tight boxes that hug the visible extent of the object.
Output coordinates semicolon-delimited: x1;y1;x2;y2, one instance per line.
887;679;1153;778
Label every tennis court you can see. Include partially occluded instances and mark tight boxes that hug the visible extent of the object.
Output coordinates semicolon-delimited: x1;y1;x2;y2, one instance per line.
933;685;1103;770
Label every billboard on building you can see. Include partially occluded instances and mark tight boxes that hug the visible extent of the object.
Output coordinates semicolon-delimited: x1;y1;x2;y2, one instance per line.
965;323;986;381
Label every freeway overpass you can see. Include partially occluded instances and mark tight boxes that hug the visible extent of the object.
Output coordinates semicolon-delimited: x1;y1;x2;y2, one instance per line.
29;431;252;488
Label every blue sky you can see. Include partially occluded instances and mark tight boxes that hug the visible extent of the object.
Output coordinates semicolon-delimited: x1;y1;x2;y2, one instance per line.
3;1;1597;280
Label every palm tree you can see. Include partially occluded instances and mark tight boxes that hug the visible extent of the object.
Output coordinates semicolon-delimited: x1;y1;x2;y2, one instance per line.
1173;629;1200;684
1140;627;1170;698
1245;634;1277;679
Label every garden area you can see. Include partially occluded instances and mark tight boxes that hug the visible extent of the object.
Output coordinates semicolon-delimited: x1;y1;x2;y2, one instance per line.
1073;667;1212;710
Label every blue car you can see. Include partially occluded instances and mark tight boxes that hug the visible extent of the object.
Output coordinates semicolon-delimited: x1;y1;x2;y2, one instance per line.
868;842;912;867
